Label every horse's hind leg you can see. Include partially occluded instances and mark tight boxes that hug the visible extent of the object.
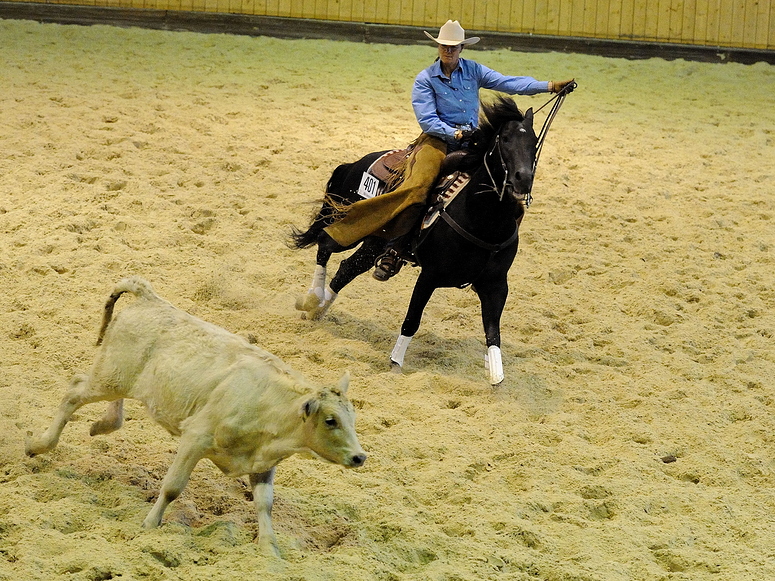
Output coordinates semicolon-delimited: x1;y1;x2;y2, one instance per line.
295;232;342;320
329;237;387;293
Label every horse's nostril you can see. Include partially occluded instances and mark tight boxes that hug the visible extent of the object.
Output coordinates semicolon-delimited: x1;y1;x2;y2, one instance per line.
351;454;367;467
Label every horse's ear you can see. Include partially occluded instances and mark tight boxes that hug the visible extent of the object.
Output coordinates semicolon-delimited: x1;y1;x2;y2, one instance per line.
523;108;534;127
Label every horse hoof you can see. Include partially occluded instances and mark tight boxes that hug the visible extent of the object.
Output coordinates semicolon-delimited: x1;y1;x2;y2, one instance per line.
390;361;402;374
295;293;320;313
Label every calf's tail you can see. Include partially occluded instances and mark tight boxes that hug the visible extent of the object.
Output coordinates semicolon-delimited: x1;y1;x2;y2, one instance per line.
96;276;160;346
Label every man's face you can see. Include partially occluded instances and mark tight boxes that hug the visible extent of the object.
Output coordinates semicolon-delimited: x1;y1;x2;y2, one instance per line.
438;43;463;68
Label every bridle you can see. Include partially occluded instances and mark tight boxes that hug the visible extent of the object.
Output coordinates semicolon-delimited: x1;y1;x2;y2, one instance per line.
480;80;577;208
480;121;535;207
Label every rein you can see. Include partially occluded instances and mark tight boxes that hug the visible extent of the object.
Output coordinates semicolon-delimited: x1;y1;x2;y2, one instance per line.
439;207;519;253
430;85;576;259
533;80;577;175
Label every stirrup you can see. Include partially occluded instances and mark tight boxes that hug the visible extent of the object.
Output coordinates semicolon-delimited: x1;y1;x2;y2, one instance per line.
373;249;405;281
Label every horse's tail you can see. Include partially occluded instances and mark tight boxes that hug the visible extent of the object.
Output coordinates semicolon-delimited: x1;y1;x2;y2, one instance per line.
289;163;355;249
290;223;322;249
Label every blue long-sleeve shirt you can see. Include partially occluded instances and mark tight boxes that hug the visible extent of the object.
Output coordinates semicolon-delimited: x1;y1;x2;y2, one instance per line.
412;57;549;146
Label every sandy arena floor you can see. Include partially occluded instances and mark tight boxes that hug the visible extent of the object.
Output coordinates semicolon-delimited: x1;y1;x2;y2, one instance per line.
1;17;774;581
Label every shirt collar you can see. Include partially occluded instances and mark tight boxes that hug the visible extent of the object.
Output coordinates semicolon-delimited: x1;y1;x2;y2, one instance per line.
430;57;465;79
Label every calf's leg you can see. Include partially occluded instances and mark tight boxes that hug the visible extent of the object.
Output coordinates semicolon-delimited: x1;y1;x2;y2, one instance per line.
90;399;125;436
142;431;207;529
249;467;279;557
26;374;108;456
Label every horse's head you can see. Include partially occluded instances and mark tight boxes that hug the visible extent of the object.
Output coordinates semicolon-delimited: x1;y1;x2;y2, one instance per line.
477;97;538;205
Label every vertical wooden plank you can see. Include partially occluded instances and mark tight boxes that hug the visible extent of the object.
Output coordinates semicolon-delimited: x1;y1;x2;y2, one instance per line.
397;0;412;25
191;0;206;16
757;0;773;48
384;0;401;26
717;0;734;45
313;0;324;18
655;0;669;40
769;0;775;48
582;0;596;37
423;0;439;27
468;0;485;29
733;0;746;46
543;0;561;34
632;0;648;40
460;0;476;32
680;0;697;43
644;0;658;39
251;0;266;16
568;0;584;35
556;0;572;36
595;0;611;37
705;0;720;45
360;0;374;21
433;0;449;24
534;0;548;34
692;0;706;44
619;0;634;38
520;0;535;33
742;0;759;47
410;0;425;26
668;0;683;41
444;0;465;24
356;0;366;20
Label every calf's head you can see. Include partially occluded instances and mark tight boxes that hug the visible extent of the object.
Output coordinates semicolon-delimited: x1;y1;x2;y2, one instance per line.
301;372;366;468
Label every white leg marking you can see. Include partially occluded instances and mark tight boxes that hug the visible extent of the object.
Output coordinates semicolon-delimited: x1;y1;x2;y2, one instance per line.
250;467;279;557
390;335;413;369
487;345;504;385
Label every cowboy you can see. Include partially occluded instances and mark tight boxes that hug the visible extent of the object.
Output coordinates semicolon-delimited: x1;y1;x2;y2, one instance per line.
324;20;574;281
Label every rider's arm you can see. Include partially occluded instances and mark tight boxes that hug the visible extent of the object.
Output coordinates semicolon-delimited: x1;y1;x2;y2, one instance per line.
475;62;549;95
411;70;457;143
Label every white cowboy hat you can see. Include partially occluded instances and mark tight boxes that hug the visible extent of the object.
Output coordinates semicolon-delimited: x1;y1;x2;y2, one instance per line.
423;20;480;46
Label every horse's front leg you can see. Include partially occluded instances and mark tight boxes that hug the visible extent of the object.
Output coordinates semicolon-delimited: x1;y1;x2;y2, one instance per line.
295;233;339;320
475;277;510;385
391;275;437;371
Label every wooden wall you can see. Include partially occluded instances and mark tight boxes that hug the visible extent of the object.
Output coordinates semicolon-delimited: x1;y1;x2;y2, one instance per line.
5;0;775;50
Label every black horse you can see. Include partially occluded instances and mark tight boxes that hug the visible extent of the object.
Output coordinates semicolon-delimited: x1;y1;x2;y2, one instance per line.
292;96;537;384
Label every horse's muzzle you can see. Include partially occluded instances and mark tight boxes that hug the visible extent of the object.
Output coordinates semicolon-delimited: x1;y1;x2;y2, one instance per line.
506;172;534;202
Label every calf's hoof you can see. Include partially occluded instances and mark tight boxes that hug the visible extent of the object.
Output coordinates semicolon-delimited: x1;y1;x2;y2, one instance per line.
258;539;281;558
24;433;48;457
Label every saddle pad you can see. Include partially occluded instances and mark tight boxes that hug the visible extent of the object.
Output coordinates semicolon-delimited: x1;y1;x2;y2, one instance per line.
421;172;471;230
356;149;410;199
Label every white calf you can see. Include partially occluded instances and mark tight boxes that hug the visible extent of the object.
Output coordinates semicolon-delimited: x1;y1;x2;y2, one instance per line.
26;276;366;556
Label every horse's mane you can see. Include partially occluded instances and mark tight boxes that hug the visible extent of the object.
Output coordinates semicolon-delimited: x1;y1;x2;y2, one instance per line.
457;96;525;171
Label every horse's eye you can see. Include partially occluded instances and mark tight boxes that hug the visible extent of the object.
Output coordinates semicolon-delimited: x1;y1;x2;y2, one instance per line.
325;417;338;428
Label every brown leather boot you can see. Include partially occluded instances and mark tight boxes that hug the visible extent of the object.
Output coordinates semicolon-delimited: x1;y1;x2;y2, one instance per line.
373;249;405;281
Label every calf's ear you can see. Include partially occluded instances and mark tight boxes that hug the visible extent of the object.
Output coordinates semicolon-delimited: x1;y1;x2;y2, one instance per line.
301;397;320;421
338;371;350;395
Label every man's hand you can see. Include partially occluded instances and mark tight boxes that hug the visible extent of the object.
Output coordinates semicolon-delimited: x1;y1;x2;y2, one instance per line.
549;79;576;94
455;128;481;143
